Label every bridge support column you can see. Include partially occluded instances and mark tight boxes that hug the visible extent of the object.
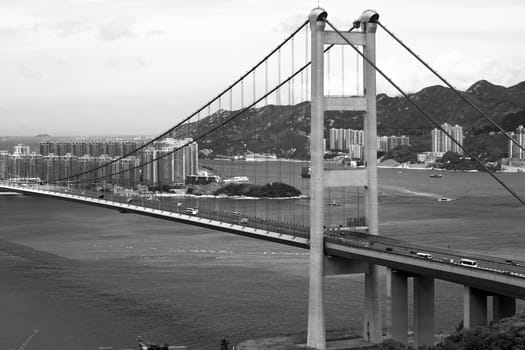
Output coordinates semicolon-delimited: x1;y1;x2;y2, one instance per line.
307;8;327;350
363;265;383;343
492;294;516;322
414;276;435;348
389;269;408;347
463;287;487;329
362;17;382;346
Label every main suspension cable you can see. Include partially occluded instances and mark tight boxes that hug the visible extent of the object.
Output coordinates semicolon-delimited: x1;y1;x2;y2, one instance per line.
325;19;525;206
52;45;319;186
51;23;359;186
53;20;309;184
377;21;525;155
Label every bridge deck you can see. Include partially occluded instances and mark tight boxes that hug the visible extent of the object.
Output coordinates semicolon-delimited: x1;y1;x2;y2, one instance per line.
2;183;525;299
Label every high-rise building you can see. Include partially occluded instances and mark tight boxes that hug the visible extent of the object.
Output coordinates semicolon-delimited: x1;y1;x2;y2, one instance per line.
3;137;197;188
431;123;463;155
509;125;525;160
141;138;199;186
28;152;43;179
39;141;54;156
13;144;31;155
0;150;8;179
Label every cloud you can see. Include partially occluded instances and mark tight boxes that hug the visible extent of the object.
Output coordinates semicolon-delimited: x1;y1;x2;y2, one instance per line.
134;56;150;67
146;29;167;36
105;57;120;67
54;20;90;38
17;65;43;80
274;14;307;33
97;18;136;40
432;52;525;90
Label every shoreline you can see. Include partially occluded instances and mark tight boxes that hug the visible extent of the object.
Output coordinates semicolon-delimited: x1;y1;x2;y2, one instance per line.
155;193;309;200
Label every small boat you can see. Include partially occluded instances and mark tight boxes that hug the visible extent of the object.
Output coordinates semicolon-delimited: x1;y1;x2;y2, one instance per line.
437;197;453;202
137;337;186;350
429;173;442;178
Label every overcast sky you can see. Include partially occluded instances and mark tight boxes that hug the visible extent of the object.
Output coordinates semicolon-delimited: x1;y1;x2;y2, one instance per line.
1;0;525;135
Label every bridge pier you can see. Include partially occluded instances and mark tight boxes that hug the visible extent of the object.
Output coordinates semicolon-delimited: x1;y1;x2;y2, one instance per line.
389;269;408;347
414;276;435;348
362;16;383;346
492;294;516;322
307;8;327;350
363;266;383;343
463;286;487;328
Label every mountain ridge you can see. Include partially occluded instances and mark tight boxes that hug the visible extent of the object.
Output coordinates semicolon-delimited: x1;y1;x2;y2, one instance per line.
182;80;525;159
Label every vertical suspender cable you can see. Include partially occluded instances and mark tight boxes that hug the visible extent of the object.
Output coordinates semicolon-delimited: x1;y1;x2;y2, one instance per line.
265;60;269;104
252;70;256;106
278;48;282;105
291;37;295;105
377;21;525;154
326;49;330;95
341;45;345;95
326;19;525;207
356;47;360;95
241;80;244;108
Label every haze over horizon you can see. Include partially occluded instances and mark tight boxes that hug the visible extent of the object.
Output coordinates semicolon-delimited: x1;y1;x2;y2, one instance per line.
1;0;525;135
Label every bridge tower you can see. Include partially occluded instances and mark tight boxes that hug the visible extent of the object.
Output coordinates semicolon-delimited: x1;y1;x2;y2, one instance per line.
307;8;381;349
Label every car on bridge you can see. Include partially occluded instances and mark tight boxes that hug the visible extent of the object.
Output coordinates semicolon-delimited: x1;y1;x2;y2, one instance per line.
416;252;433;259
459;258;478;267
185;208;199;215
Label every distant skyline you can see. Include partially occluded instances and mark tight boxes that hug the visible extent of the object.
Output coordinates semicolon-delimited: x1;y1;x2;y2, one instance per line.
1;0;525;135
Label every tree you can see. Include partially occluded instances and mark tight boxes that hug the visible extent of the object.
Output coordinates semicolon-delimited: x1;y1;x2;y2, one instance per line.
383;145;417;163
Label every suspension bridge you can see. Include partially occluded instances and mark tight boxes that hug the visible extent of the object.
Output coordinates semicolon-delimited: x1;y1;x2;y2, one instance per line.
2;7;525;350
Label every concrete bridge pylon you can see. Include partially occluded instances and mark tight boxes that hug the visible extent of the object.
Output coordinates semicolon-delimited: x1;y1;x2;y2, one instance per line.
307;7;382;349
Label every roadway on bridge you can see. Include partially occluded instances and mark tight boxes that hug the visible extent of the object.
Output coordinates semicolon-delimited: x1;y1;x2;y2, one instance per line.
2;183;525;296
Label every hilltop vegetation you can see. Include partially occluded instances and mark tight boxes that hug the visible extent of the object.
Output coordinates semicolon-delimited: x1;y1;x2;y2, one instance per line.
214;182;301;198
378;312;525;350
179;80;525;160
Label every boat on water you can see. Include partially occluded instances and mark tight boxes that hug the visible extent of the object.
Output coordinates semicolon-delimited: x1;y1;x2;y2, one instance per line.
137;336;186;350
0;192;23;196
301;167;311;178
223;176;249;184
429;173;442;178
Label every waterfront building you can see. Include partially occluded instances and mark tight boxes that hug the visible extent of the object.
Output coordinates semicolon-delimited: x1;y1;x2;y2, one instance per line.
29;153;43;179
39;139;149;158
141;138;198;186
509;125;525;160
13;144;31;155
7;137;196;188
417;151;445;164
0;150;8;179
39;141;54;156
432;123;463;155
347;144;363;160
